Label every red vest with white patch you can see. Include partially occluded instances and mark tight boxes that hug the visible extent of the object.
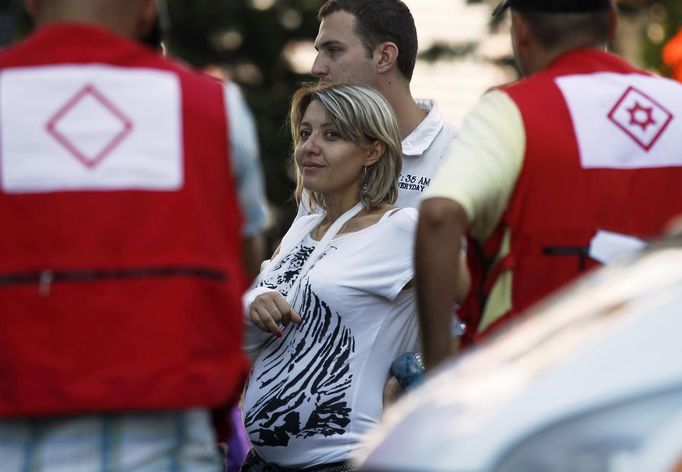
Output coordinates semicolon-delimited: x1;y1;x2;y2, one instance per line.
466;49;682;341
0;24;249;416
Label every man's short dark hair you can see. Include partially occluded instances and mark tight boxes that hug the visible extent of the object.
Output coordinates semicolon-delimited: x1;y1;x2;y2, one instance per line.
318;0;418;81
520;10;612;51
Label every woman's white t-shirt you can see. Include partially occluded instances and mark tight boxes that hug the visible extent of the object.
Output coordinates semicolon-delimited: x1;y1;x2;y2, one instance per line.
241;208;419;468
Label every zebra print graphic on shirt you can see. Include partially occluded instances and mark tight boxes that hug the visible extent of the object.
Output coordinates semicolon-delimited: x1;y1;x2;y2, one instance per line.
259;243;314;296
244;281;356;447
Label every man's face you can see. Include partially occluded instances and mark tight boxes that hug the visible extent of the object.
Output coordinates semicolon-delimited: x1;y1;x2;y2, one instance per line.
312;11;378;86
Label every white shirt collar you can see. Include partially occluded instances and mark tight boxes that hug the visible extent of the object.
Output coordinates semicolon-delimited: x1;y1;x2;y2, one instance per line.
401;99;446;156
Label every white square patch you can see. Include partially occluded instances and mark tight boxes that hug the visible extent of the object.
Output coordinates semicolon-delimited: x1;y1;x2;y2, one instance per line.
0;65;183;193
606;86;673;151
556;73;682;169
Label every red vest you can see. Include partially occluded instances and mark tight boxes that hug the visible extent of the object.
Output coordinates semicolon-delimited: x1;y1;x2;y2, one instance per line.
462;50;682;343
0;25;249;416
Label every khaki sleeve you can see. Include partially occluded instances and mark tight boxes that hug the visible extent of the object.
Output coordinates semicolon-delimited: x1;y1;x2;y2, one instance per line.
423;90;525;240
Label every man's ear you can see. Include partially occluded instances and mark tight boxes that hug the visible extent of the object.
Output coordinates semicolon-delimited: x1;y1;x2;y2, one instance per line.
511;11;531;51
510;11;535;75
24;0;40;16
136;0;159;39
375;42;399;75
365;140;385;166
607;3;618;43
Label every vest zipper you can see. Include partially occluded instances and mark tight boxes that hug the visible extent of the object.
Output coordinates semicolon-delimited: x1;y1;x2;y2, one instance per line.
0;266;227;298
39;270;55;297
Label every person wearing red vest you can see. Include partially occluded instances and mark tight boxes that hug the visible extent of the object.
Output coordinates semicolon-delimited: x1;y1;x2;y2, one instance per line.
0;0;250;469
416;0;682;369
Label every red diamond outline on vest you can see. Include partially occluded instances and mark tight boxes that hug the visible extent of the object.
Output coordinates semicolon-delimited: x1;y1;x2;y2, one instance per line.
46;84;133;168
607;85;674;152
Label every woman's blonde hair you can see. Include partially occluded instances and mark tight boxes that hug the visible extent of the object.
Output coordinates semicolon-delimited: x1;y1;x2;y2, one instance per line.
289;83;402;212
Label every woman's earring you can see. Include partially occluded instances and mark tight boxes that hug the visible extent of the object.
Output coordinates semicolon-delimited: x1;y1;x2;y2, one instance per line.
361;166;369;195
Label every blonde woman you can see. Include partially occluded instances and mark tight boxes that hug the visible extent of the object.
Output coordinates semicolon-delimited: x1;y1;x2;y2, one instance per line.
240;84;419;471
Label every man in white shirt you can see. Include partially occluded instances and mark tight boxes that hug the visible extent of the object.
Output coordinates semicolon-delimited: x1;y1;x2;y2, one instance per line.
312;0;458;210
311;0;469;402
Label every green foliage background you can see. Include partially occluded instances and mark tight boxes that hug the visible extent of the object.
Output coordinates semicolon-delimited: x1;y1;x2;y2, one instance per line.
637;0;682;74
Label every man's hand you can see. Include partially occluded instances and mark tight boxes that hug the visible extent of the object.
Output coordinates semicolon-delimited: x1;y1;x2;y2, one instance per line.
249;291;302;336
416;197;470;370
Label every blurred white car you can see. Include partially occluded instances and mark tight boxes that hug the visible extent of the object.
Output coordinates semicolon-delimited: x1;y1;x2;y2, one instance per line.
355;238;682;472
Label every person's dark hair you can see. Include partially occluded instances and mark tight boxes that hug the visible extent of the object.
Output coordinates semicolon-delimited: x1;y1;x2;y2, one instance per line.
519;10;611;51
318;0;418;81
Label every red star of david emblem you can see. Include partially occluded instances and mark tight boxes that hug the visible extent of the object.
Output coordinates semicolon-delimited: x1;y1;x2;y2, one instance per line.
607;86;674;152
627;102;656;131
46;84;133;169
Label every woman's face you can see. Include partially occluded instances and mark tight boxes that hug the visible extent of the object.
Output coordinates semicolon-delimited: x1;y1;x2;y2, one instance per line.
295;100;369;202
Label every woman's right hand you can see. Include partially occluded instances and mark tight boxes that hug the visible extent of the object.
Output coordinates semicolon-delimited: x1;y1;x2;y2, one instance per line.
249;291;302;336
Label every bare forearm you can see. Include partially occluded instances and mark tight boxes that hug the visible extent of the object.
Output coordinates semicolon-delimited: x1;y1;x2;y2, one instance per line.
416;198;468;370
